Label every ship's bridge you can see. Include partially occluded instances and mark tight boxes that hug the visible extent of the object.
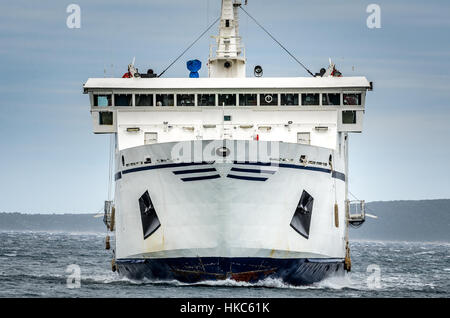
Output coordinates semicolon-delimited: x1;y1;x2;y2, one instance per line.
83;76;371;151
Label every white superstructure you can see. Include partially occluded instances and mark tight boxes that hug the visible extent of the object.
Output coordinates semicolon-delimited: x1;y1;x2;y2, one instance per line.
83;0;371;285
85;76;369;149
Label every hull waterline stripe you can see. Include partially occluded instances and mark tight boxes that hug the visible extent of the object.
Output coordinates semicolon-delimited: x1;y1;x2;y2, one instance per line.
181;174;221;182
233;161;330;173
233;161;346;181
230;167;276;175
121;161;214;175
173;168;217;175
227;174;268;182
116;257;345;264
117;161;345;182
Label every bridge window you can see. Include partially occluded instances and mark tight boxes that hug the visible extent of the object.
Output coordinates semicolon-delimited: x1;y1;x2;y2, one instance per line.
322;93;341;106
301;93;319;106
135;94;154;106
94;94;111;107
177;94;195;106
239;94;257;106
198;94;216;106
99;112;113;125
281;94;299;106
260;94;278;106
156;94;174;106
114;94;132;106
343;93;362;105
218;94;236;106
342;111;357;124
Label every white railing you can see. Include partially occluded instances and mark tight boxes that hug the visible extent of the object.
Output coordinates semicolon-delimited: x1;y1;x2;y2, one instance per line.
346;199;365;226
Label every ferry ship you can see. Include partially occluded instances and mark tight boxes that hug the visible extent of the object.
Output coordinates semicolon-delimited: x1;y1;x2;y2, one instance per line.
83;0;371;285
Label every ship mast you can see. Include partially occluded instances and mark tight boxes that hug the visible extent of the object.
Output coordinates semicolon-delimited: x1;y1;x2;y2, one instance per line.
208;0;246;78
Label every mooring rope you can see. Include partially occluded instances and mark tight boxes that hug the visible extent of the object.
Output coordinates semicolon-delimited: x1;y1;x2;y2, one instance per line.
240;6;314;77
158;16;221;78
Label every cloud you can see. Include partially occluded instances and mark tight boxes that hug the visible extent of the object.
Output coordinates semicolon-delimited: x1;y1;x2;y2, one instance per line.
1;0;450;212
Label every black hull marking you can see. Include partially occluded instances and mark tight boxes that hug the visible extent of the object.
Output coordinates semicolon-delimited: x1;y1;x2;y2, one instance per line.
230;167;276;175
181;174;221;182
122;161;214;176
173;168;217;175
227;174;268;182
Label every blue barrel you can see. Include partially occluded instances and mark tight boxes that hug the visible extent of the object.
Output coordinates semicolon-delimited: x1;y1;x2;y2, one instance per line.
187;59;201;78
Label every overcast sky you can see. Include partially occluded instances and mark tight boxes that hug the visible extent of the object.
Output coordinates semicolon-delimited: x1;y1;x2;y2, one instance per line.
0;0;449;213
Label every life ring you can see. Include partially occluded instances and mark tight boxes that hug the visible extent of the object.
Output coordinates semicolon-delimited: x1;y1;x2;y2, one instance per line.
264;95;273;104
264;94;273;104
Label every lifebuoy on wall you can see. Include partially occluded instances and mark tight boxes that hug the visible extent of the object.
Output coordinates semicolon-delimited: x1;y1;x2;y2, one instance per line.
265;94;273;104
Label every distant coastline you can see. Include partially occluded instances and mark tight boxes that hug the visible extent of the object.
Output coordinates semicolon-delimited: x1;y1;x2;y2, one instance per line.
349;199;450;242
0;213;104;233
1;199;449;242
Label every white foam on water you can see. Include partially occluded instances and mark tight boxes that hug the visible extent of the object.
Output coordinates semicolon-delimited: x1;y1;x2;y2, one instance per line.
80;272;141;285
109;273;366;291
87;274;316;289
131;276;301;289
4;253;17;257
378;273;438;291
187;278;288;289
413;251;436;256
314;274;360;290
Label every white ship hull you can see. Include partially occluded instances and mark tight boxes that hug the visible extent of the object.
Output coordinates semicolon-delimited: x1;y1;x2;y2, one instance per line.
113;140;348;284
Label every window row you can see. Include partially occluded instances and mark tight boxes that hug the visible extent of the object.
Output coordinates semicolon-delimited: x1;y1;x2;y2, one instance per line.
93;93;362;107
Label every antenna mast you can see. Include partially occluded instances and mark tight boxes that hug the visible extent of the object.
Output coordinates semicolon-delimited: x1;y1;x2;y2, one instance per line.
208;0;246;78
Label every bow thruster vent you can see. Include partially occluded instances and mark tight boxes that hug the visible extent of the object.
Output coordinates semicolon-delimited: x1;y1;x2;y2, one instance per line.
138;190;161;239
290;190;314;239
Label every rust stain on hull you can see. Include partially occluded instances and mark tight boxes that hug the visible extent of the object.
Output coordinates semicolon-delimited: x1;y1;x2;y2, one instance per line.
170;267;277;283
230;268;277;282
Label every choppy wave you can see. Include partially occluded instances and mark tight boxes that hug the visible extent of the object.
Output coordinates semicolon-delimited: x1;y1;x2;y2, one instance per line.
0;232;448;298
